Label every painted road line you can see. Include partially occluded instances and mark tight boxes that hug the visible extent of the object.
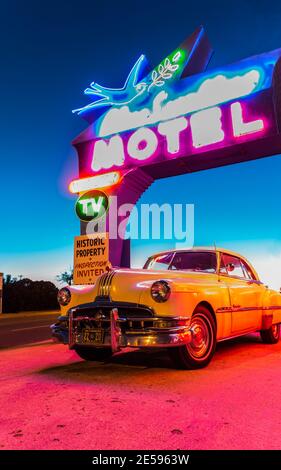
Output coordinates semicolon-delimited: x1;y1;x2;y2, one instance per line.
11;325;50;332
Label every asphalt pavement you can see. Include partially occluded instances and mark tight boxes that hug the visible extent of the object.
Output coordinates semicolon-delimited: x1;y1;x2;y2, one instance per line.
0;326;281;450
0;312;59;348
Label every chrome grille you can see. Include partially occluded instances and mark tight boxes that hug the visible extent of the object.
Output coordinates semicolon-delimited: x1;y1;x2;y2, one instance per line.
97;271;115;297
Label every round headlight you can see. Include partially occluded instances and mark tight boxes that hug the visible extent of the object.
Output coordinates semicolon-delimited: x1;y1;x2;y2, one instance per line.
151;280;171;303
57;287;71;306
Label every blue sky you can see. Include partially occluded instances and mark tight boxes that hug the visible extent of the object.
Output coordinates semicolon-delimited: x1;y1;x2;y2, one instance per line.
1;0;281;287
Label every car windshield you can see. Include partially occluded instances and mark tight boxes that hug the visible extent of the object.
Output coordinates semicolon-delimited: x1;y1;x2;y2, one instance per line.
144;251;217;273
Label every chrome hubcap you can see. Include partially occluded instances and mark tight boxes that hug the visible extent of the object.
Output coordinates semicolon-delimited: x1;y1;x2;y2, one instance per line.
187;315;212;359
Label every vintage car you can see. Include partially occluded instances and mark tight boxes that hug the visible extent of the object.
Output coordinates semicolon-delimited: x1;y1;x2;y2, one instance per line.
51;248;281;369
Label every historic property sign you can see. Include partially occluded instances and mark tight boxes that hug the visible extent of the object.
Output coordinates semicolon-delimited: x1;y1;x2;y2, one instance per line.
73;233;109;284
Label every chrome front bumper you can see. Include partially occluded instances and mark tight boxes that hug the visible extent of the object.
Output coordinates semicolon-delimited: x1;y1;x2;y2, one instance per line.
68;307;192;352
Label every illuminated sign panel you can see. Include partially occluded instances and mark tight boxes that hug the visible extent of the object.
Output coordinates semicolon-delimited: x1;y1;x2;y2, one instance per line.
73;44;281;181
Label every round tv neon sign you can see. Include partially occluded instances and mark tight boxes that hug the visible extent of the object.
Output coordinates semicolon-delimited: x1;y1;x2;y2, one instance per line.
75;190;109;222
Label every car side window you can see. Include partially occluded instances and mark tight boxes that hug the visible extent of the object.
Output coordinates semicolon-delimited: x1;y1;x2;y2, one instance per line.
240;259;256;280
220;254;246;279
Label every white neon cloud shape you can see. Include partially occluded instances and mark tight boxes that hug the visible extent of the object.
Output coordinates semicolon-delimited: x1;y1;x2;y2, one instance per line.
98;70;260;137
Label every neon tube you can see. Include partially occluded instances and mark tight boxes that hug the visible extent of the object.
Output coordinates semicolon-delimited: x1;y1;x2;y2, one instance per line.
69;172;120;194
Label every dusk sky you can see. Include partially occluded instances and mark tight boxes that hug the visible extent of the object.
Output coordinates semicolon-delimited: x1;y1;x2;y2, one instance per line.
1;0;281;288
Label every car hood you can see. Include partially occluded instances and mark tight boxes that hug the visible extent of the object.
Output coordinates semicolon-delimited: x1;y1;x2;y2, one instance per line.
104;268;218;303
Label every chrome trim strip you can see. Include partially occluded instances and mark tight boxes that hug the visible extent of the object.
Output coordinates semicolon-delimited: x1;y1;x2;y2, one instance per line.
216;305;281;313
97;270;116;297
216;306;259;313
110;308;121;353
72;315;126;322
231;306;259;312
262;306;281;310
70;312;190;322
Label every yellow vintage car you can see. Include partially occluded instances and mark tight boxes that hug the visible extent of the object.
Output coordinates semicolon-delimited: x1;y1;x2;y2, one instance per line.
51;248;281;369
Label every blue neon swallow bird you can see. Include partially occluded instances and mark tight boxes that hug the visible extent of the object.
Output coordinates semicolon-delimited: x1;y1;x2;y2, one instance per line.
72;55;149;114
73;27;214;118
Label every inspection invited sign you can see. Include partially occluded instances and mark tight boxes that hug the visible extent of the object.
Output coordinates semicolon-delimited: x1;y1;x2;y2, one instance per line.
73;233;109;285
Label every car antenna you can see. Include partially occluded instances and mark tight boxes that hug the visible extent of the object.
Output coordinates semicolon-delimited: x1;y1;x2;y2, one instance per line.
214;242;220;281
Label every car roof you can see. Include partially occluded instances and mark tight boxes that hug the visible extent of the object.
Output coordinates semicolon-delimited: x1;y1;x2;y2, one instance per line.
148;247;260;280
150;247;242;257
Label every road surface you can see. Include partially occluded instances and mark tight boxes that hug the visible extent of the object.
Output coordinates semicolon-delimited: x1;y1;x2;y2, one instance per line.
0;312;59;348
0;326;281;450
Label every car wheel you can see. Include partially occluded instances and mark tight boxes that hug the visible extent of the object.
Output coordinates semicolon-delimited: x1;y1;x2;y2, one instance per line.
260;323;280;344
168;306;217;369
74;346;112;361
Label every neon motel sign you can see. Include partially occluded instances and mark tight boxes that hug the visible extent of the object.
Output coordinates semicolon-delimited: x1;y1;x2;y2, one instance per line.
89;98;264;173
71;36;281;192
83;67;267;174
